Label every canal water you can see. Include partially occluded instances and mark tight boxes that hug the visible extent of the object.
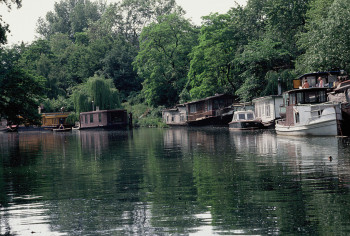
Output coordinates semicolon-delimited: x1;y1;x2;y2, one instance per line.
1;127;350;235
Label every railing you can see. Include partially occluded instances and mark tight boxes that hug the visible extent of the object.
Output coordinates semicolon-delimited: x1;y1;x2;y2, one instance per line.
187;107;232;121
305;111;337;125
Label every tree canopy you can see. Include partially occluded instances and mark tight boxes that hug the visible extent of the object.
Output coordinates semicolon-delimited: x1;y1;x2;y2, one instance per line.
2;0;350;123
0;46;45;125
134;13;198;107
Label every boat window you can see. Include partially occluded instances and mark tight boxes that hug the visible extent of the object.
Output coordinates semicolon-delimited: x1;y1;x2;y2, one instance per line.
85;115;88;124
111;112;123;123
90;114;93;123
305;91;317;103
289;93;296;105
247;113;254;120
295;112;300;123
265;103;270;117
207;100;212;111
297;92;304;104
171;116;174;122
190;104;196;113
98;113;102;123
238;114;245;120
319;90;326;102
307;76;316;87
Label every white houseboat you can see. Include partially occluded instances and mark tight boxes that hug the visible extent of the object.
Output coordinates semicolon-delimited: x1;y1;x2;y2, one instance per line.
252;95;283;128
275;87;342;136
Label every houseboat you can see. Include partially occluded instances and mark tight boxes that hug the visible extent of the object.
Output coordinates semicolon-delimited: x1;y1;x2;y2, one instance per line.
185;94;235;126
162;104;187;126
41;112;71;130
79;109;130;129
275;87;342;136
294;70;350;135
252;95;283;128
229;110;263;130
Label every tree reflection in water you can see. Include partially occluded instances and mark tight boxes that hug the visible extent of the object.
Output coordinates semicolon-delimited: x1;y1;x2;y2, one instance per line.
1;128;350;235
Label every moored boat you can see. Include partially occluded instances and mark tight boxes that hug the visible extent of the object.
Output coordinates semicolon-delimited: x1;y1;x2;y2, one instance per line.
275;87;341;136
229;110;263;130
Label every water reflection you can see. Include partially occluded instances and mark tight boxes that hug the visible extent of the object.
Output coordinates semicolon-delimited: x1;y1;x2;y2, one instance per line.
1;128;350;235
230;130;340;175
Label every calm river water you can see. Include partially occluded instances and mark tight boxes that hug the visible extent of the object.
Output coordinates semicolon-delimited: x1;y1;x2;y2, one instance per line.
1;127;350;235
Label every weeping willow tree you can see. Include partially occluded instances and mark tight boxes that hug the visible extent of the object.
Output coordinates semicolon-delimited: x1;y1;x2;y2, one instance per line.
87;75;120;110
71;75;121;115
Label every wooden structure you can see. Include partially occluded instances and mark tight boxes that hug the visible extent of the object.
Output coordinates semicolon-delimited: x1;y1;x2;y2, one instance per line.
41;112;71;129
185;94;235;126
79;109;129;129
162;104;187;126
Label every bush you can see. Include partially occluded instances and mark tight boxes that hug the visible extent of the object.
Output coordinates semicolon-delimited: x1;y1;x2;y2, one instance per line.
122;101;167;127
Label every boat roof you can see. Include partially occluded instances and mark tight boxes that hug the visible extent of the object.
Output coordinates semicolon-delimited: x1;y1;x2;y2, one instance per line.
184;94;235;105
235;110;254;114
284;87;329;94
41;112;71;118
80;109;127;115
297;70;345;80
252;95;282;103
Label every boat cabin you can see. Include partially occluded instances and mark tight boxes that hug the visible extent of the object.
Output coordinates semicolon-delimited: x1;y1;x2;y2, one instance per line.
41;112;71;128
229;110;263;130
79;109;129;129
281;87;333;127
162;104;187;126
232;110;256;121
293;71;347;89
185;94;235;125
286;88;328;106
252;95;283;127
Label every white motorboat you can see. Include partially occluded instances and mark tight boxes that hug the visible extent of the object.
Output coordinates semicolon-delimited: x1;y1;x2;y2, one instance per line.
229;110;263;130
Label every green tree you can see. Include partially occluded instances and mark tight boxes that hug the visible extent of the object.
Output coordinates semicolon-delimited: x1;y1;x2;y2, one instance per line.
88;0;183;47
72;75;121;114
134;13;198;107
236;0;309;101
235;39;291;101
101;37;141;99
0;46;45;126
296;0;350;73
187;7;249;100
36;0;102;40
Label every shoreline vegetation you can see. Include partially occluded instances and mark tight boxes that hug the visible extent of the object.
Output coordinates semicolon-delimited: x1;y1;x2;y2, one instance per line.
1;0;350;128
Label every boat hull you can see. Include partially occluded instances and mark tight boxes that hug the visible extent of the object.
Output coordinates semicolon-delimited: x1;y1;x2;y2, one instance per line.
187;114;233;126
53;128;72;132
229;120;263;130
275;119;337;136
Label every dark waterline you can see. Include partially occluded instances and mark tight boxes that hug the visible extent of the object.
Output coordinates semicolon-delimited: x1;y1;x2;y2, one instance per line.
1;127;350;235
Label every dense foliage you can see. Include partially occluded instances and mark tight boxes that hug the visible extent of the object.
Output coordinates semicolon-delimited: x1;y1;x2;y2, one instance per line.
0;46;45;125
1;0;350;125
